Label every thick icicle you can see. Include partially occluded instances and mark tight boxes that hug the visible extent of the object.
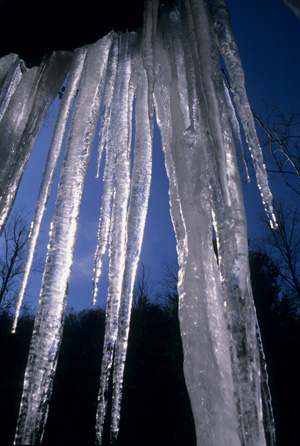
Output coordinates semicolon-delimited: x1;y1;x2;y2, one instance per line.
11;47;87;333
210;61;270;444
95;32;137;445
209;0;276;228
110;58;153;442
13;35;112;445
0;51;73;237
153;8;241;445
186;0;231;206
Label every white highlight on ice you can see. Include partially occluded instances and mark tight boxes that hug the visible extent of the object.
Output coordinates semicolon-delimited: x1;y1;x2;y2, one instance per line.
0;1;277;445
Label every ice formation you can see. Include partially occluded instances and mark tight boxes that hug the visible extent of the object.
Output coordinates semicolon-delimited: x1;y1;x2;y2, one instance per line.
284;0;300;18
0;0;277;445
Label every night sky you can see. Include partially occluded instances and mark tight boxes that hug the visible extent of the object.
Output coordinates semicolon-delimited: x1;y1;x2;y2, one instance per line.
1;0;300;311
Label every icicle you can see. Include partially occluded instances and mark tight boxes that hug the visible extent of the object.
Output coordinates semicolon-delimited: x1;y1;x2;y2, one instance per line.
0;64;39;232
0;54;25;121
92;141;116;305
209;0;277;228
222;78;250;182
185;0;231;206
95;32;137;445
141;0;159;124
3;2;277;444
13;35;113;445
11;47;87;333
110;57;153;442
284;0;300;18
92;36;119;305
96;36;119;177
0;51;73;237
210;71;269;444
153;9;241;445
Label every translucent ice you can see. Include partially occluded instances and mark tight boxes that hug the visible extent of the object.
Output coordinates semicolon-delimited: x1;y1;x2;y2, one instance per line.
13;35;112;445
0;1;276;445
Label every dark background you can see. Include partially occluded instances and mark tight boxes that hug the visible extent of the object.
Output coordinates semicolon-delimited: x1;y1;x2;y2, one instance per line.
0;0;144;65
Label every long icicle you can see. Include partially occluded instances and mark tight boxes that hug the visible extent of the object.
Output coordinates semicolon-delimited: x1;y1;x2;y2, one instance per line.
96;36;119;178
0;54;24;121
110;55;153;443
0;51;73;236
92;34;119;304
222;78;250;183
11;47;87;333
13;35;112;445
209;0;276;227
154;5;241;445
95;32;137;445
207;34;269;442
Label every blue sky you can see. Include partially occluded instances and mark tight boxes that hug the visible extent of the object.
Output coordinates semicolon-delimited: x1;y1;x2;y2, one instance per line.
10;0;300;312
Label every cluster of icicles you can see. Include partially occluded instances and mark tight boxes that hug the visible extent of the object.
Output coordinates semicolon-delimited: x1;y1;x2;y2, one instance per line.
0;0;277;445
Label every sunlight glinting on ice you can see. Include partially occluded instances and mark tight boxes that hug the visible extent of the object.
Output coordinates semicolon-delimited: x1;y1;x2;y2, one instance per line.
11;48;87;333
0;1;277;445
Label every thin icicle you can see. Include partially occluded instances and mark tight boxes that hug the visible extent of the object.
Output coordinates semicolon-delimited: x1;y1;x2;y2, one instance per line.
209;0;276;227
13;35;112;445
0;65;39;232
222;78;250;182
92;143;116;305
0;51;73;237
141;0;158;127
95;32;137;445
96;35;119;177
0;54;25;121
91;35;121;306
111;63;153;442
91;37;120;305
11;47;87;333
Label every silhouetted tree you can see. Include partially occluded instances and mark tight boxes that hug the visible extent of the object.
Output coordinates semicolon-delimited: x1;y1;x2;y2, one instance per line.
0;311;34;445
254;102;300;196
0;207;42;313
2;255;299;446
249;247;300;446
259;201;300;305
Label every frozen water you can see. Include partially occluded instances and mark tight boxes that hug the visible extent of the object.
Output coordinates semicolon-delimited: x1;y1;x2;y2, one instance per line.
12;47;87;333
284;0;300;18
95;31;137;444
0;51;73;236
0;1;277;445
13;35;112;445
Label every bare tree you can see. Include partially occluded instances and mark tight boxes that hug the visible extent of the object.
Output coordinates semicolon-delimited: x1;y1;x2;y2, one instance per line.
222;69;300;195
0;207;42;313
254;102;300;197
260;201;300;303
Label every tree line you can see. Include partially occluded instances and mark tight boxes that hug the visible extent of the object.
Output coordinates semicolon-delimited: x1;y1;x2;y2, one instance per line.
0;245;299;445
